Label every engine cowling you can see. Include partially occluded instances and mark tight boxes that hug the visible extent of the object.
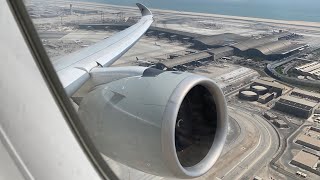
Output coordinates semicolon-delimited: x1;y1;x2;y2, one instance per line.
78;69;228;178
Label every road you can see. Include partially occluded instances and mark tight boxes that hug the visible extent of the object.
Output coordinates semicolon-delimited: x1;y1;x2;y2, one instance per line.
219;106;279;180
275;123;318;180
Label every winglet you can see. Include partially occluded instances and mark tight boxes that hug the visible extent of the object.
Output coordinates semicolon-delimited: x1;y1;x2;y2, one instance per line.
136;3;152;16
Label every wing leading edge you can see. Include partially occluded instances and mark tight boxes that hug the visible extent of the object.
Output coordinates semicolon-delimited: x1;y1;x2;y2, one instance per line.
54;3;153;96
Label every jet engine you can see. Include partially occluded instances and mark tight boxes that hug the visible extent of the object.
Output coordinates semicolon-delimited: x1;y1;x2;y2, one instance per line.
78;68;228;178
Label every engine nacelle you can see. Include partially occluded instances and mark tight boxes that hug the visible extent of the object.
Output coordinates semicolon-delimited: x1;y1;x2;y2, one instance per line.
78;69;228;178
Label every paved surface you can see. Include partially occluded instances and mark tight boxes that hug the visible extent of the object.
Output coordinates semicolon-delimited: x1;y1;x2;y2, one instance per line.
276;123;319;180
220;107;279;180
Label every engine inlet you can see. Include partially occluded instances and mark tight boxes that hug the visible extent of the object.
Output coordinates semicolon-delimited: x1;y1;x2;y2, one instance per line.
175;85;217;167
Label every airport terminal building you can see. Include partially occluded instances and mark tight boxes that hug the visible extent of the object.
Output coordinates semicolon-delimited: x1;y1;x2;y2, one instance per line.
231;33;307;60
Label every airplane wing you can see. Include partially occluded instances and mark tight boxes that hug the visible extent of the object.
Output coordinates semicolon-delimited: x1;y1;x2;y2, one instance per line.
53;3;153;96
46;4;228;179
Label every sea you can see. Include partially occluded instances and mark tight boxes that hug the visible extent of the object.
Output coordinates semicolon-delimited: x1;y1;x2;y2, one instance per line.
77;0;320;22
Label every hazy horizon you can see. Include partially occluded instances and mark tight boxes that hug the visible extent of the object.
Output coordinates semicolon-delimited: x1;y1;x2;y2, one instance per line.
75;0;320;22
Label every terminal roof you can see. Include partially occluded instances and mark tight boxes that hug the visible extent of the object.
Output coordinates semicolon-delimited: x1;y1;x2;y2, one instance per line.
160;52;211;68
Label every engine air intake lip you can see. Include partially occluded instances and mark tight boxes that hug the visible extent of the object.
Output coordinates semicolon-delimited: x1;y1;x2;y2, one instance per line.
175;85;217;167
161;76;227;178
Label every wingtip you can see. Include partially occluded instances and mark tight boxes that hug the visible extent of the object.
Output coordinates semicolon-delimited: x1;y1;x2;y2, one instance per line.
136;3;152;16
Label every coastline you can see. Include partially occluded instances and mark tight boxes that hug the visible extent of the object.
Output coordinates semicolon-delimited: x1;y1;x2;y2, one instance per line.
69;0;320;28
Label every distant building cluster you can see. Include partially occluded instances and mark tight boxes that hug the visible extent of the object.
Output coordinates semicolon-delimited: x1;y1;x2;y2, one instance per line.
238;77;286;104
274;95;318;119
80;22;308;61
193;32;308;60
291;127;320;175
263;111;289;128
290;150;320;176
157;51;212;70
192;32;307;60
238;77;320;119
153;47;234;70
173;31;307;60
295;61;320;80
274;88;320;119
252;78;285;97
231;34;307;60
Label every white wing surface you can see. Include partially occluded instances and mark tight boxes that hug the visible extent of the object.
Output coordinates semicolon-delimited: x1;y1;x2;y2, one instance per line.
53;3;153;96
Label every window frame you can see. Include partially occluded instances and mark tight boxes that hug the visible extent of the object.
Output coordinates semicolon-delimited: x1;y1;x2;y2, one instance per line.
6;0;119;179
